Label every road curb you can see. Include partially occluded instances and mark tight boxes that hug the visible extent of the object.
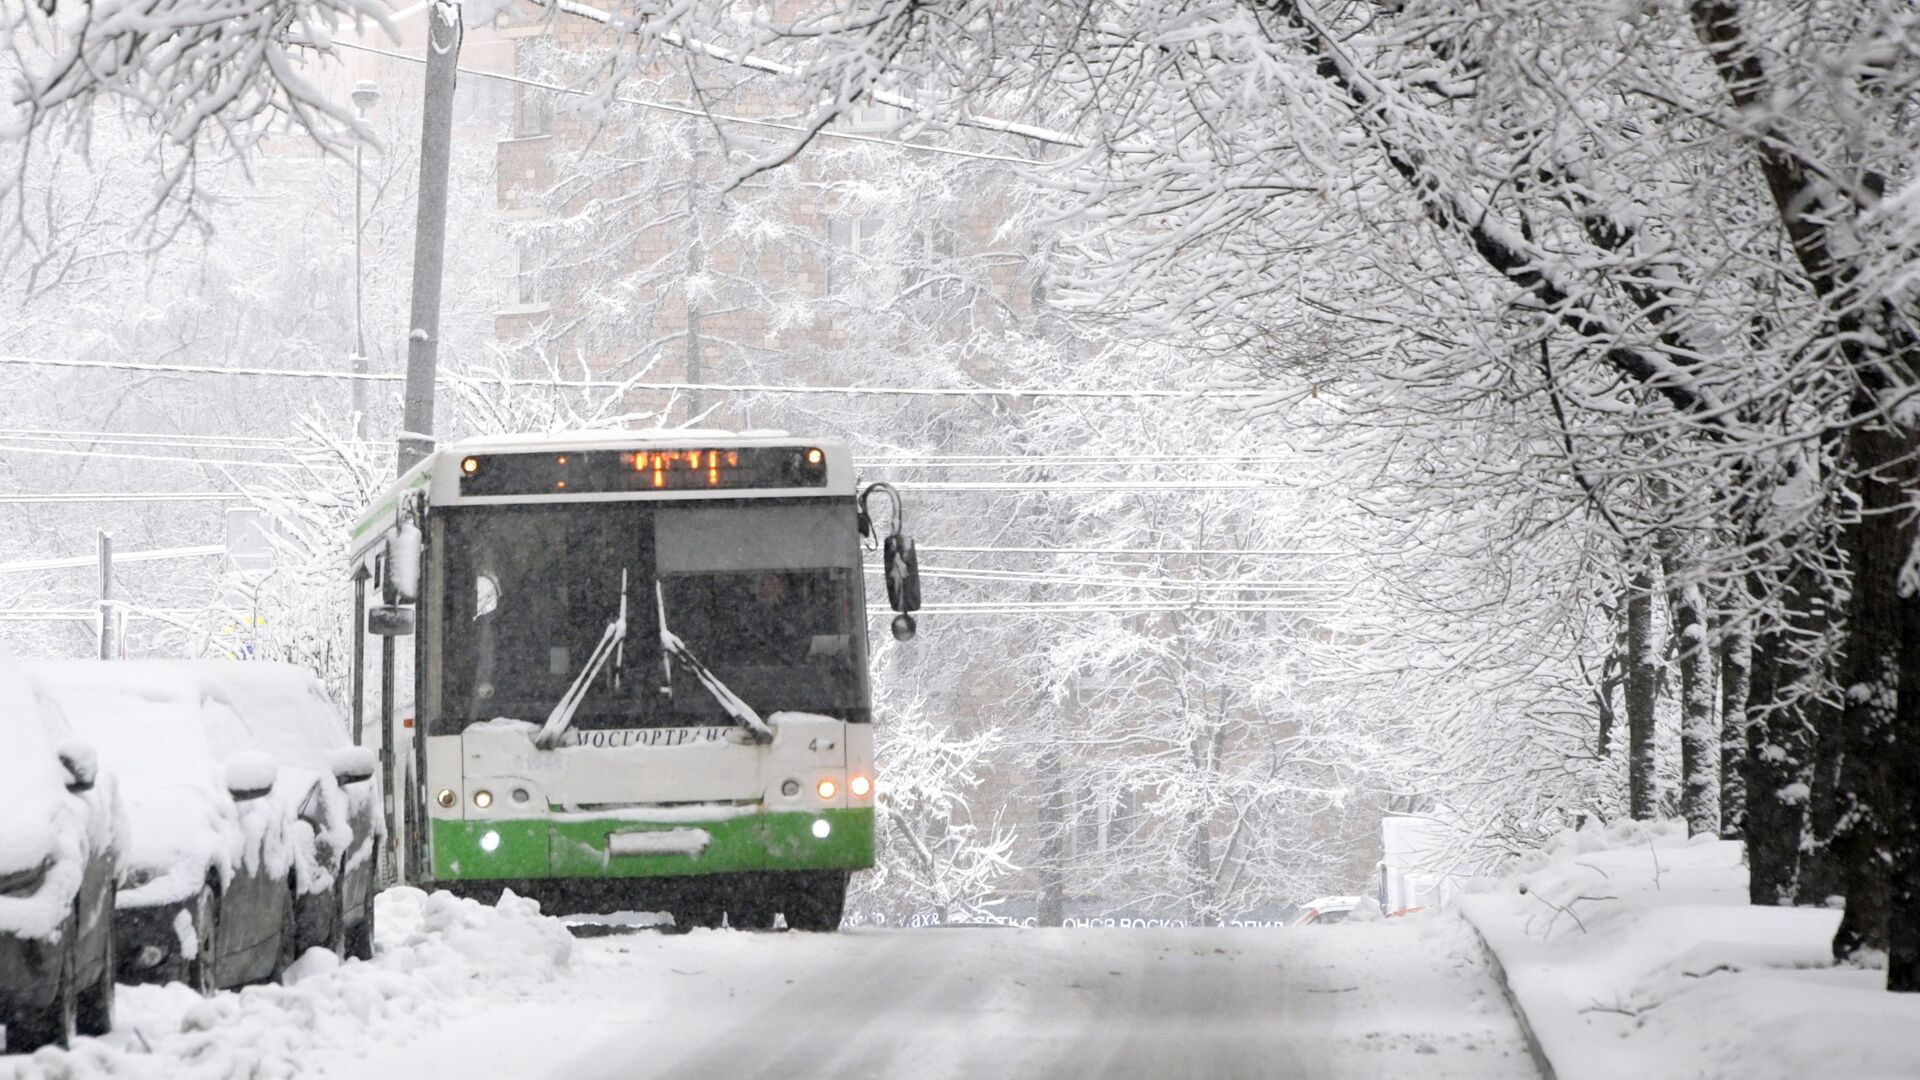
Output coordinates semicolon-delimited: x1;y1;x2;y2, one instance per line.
1458;910;1559;1080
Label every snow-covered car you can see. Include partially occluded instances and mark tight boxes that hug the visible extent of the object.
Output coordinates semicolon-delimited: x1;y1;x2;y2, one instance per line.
1290;896;1362;926
28;661;381;994
0;666;122;1053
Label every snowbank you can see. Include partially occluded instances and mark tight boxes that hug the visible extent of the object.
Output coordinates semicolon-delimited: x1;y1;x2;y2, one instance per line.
1;888;573;1079
1459;819;1920;1080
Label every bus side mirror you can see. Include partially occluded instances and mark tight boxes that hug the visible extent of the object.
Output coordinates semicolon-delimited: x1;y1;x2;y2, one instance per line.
368;605;416;637
860;481;921;642
388;523;422;604
883;533;921;641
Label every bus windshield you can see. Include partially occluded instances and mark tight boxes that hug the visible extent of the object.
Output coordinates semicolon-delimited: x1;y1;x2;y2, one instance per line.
428;501;869;734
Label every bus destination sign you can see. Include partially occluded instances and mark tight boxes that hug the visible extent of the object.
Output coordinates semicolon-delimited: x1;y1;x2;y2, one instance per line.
457;446;829;496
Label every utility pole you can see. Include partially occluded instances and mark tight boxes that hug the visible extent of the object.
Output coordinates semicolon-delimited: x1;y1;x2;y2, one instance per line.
351;79;381;440
97;531;117;660
397;1;462;474
684;140;705;421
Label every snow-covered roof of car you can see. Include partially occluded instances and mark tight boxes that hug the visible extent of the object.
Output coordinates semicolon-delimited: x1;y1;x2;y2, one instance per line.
23;660;351;906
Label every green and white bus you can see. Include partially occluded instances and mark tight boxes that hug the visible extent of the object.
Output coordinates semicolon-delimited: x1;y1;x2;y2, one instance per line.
348;430;920;931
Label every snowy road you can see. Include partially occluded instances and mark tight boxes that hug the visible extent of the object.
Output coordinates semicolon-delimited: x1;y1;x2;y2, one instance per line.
356;913;1538;1080
4;891;1538;1079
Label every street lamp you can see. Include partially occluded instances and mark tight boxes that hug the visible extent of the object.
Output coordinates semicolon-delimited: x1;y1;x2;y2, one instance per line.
351;79;381;439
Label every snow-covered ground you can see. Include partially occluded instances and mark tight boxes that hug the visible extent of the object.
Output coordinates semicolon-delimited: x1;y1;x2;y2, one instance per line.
3;891;1536;1079
1461;820;1920;1080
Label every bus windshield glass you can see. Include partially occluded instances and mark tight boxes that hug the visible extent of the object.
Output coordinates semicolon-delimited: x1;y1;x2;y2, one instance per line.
428;501;868;734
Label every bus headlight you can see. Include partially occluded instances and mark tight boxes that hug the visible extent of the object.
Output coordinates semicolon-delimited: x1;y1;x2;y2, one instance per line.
816;778;837;800
850;775;872;797
473;789;494;810
811;819;831;839
436;789;456;809
479;831;501;853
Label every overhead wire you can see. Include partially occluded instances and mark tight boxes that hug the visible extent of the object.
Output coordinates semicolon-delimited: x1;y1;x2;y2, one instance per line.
0;441;326;470
0;428;1315;471
0;428;300;449
0;353;1271;401
0;546;224;576
871;565;1351;592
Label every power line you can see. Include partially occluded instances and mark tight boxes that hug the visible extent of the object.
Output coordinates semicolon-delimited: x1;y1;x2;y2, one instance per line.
0;354;1269;401
884;481;1286;492
897;603;1337;616
0;428;298;449
868;565;1350;592
0;430;1311;465
0;545;224;576
0;429;1309;472
0;608;199;623
0;492;247;505
1;441;1307;484
869;455;1298;466
0;441;323;471
915;545;1344;556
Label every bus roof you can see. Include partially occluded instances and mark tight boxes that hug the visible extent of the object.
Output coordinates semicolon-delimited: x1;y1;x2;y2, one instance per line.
350;430;853;558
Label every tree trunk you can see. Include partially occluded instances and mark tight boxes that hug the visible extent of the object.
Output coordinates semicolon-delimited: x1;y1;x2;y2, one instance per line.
1715;609;1751;840
1188;694;1226;927
1890;569;1920;992
1798;691;1848;907
1663;562;1717;836
1035;746;1067;928
1821;427;1908;959
1626;568;1659;820
1743;554;1822;907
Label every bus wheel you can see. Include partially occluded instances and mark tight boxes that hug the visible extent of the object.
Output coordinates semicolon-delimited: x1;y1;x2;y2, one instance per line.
728;895;777;932
669;897;724;934
784;872;848;933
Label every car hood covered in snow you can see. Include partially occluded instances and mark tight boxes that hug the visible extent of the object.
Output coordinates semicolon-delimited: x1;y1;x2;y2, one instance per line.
0;664;119;940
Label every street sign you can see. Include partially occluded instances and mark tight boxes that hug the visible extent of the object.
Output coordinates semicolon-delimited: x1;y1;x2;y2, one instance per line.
225;507;274;572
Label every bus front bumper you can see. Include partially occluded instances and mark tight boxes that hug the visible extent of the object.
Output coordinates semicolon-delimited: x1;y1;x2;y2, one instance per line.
430;806;874;882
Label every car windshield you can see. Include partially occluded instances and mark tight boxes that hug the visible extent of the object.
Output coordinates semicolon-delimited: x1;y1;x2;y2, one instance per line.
426;501;868;734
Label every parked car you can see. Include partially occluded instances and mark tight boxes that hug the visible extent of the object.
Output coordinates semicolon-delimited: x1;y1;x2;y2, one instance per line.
1290;896;1362;926
28;661;380;996
0;667;122;1053
197;662;381;962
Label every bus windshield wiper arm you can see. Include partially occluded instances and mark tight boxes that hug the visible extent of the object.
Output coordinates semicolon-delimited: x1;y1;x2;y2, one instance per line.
534;569;628;750
656;582;774;744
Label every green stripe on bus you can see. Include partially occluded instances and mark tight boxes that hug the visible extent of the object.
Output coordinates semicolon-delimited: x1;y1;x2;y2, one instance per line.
352;472;433;542
430;807;875;881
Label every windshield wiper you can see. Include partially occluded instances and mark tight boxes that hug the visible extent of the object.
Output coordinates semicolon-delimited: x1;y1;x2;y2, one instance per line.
656;582;774;744
534;569;628;750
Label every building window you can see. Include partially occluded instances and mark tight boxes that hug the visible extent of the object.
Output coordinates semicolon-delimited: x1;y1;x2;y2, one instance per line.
903;223;959;291
515;85;552;137
825;215;884;296
510;243;545;307
846;101;907;132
